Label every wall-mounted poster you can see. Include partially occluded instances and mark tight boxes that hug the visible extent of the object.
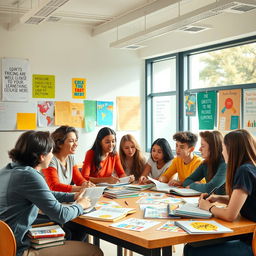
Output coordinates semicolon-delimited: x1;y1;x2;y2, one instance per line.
72;78;86;99
243;88;256;135
116;96;140;131
218;89;241;131
84;100;96;132
97;101;113;126
1;58;29;101
37;101;55;127
32;74;55;98
185;94;196;116
197;91;216;130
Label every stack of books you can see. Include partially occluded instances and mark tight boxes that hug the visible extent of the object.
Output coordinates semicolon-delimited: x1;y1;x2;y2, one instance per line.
28;225;65;249
124;184;155;191
104;188;139;199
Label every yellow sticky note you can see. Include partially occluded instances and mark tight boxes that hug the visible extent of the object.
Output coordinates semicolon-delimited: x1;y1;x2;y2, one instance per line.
17;113;36;130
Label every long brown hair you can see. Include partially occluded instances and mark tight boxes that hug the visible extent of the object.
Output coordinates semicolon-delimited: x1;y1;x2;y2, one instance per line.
200;130;224;181
224;129;256;196
119;134;145;180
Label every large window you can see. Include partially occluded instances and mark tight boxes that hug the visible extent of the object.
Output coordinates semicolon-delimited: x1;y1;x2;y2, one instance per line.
146;36;256;151
146;56;177;150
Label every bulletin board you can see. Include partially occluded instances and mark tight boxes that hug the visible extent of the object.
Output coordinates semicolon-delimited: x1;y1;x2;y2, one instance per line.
0;102;37;130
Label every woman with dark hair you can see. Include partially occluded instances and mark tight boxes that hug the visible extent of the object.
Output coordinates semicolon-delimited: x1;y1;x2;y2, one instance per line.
184;129;256;256
81;127;130;184
42;126;94;241
42;126;94;192
0;130;103;256
183;130;226;194
119;134;146;181
139;138;174;184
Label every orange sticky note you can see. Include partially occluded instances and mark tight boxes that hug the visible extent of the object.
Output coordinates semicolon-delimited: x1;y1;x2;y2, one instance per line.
17;113;36;130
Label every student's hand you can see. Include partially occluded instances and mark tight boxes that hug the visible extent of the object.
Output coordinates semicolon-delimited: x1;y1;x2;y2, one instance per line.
205;194;219;203
74;188;86;201
82;181;95;188
129;175;135;183
107;176;120;184
168;179;182;187
198;197;212;211
138;176;148;184
76;196;91;209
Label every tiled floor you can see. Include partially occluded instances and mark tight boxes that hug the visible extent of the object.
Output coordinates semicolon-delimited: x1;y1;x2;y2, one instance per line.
99;239;184;256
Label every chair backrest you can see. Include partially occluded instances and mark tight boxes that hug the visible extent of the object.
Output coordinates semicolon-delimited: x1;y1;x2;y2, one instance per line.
253;226;256;256
0;220;16;256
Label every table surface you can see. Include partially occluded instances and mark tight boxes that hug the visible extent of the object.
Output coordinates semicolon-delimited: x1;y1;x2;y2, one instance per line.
74;194;256;249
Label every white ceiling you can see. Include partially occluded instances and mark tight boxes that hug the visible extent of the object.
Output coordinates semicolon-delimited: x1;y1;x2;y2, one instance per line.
0;0;256;53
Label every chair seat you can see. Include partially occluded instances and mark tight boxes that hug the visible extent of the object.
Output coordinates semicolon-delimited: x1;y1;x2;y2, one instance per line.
0;220;16;256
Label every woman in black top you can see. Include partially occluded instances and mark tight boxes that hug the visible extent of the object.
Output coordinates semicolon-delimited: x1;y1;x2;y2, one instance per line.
184;129;256;256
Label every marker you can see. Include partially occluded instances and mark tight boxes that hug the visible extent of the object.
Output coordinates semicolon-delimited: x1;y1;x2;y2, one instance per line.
124;201;129;206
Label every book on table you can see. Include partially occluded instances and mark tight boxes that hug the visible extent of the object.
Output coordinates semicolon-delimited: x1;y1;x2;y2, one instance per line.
143;205;178;219
148;176;201;196
81;206;136;222
169;203;212;219
174;220;233;234
104;188;139;199
28;225;65;239
97;176;132;187
124;183;155;191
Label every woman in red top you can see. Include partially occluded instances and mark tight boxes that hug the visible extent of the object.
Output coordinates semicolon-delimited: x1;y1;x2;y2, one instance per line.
82;127;129;184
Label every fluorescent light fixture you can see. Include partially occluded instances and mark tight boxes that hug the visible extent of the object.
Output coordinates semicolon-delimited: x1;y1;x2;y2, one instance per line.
110;0;256;49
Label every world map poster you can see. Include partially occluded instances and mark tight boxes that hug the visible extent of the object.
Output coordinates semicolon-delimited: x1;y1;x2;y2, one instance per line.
96;101;113;126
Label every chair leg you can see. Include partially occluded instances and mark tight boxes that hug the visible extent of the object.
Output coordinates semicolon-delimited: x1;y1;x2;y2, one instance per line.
172;245;176;253
123;248;128;256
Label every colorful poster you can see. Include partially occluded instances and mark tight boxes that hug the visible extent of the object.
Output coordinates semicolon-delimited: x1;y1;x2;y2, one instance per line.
116;96;140;131
197;91;216;130
72;78;86;99
32;74;55;98
218;89;241;131
17;113;36;130
37;101;55;127
97;101;113;126
55;101;84;128
84;100;96;132
2;58;30;101
243;88;256;135
185;94;196;116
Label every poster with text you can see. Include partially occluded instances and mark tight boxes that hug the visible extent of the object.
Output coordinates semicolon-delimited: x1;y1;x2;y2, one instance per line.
72;78;86;99
116;96;140;130
97;101;113;126
55;101;84;128
243;88;256;135
84;100;96;132
37;101;55;127
1;58;29;101
32;74;55;98
218;89;241;131
197;91;216;130
185;93;196;116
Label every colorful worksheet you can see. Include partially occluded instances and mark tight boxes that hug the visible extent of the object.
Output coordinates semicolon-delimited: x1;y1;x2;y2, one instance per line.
157;221;186;233
110;218;160;232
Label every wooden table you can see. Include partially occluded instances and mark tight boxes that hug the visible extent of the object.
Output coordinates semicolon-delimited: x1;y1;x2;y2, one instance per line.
74;196;256;256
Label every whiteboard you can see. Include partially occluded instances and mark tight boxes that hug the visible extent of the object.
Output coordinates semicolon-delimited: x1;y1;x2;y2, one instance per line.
0;102;36;130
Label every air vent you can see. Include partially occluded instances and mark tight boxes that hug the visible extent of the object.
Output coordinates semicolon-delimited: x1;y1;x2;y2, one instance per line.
125;45;144;50
177;25;210;33
47;16;62;22
213;1;256;14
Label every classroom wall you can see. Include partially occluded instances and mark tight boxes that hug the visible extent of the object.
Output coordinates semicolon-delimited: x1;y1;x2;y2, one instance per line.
0;23;144;167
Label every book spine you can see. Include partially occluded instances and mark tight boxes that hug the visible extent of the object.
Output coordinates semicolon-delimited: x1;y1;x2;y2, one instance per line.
29;234;65;239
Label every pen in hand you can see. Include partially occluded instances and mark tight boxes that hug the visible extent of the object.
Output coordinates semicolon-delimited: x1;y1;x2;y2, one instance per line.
204;187;218;199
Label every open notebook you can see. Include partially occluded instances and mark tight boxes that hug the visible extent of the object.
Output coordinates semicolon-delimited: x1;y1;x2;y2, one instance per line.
148;177;201;196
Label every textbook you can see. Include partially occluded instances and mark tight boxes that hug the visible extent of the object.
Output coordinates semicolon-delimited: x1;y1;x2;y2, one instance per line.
28;225;65;239
31;240;64;249
81;206;136;222
30;236;65;244
143;205;170;219
174;220;233;234
171;203;212;219
148;177;201;196
104;188;139;199
97;176;132;187
125;183;155;191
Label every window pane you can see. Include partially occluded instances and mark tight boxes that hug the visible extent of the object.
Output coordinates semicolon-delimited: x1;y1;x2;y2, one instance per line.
189;42;256;89
152;95;176;149
153;58;176;93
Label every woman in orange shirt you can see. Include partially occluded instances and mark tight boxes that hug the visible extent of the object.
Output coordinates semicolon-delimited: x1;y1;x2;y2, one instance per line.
82;127;131;184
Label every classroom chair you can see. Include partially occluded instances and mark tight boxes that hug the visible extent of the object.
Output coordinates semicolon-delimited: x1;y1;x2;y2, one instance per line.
0;220;16;256
253;226;256;256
